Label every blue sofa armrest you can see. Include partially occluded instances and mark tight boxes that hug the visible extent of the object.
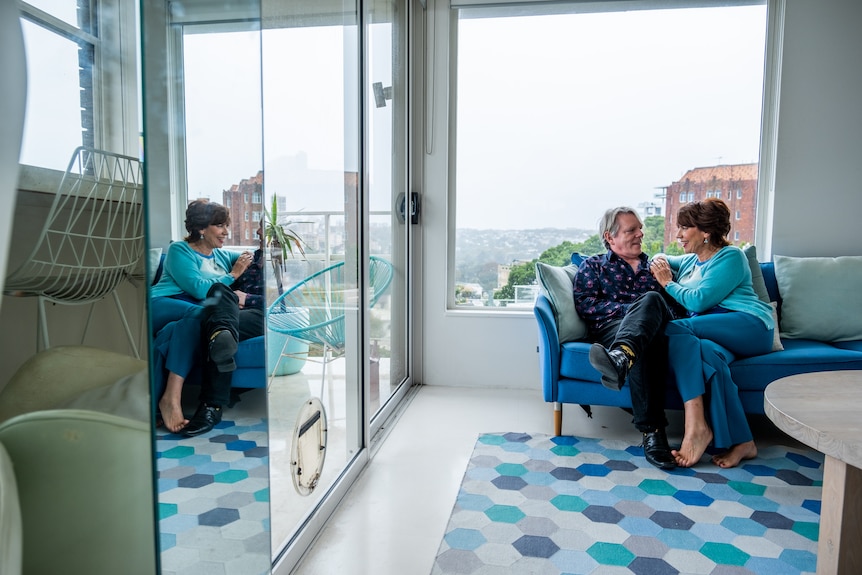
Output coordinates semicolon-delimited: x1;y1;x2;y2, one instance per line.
534;294;561;403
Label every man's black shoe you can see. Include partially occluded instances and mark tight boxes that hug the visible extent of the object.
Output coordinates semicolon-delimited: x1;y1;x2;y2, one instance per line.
209;330;237;372
642;429;677;470
182;403;222;437
589;344;629;391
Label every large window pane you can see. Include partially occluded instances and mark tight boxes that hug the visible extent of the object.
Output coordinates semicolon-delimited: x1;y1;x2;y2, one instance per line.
19;19;91;170
454;4;767;308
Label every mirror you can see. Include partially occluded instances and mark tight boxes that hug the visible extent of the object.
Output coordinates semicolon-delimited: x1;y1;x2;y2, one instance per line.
141;1;272;573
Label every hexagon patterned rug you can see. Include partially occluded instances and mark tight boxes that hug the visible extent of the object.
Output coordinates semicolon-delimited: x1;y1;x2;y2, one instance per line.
431;433;823;575
156;417;270;575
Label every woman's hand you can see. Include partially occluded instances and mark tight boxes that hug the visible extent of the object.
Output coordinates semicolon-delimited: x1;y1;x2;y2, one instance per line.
649;256;673;287
234;290;248;309
231;251;253;278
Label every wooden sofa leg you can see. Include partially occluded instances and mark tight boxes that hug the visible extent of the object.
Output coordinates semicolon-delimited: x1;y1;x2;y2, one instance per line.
553;402;562;436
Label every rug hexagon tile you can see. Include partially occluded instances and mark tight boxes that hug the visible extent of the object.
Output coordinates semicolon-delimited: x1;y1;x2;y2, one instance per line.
156;417;270;575
431;433;822;575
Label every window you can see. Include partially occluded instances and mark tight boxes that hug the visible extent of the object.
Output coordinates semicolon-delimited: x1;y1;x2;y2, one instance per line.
452;2;767;308
727;190;732;200
736;210;741;220
244;193;249;202
737;188;743;199
19;1;139;173
252;211;260;222
244;211;249;221
735;231;740;241
252;191;262;203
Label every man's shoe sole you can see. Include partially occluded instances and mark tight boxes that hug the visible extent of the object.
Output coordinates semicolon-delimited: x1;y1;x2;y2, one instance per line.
589;344;624;391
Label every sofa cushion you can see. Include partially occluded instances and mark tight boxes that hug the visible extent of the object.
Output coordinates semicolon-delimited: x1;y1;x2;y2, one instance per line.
536;262;587;343
743;245;770;303
560;341;602;384
774;255;862;341
730;339;862;393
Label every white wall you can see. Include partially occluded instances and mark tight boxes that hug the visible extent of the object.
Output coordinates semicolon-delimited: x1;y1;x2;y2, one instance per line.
771;0;862;257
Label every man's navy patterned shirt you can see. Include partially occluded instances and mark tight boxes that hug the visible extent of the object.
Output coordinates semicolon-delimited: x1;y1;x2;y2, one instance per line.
574;250;661;331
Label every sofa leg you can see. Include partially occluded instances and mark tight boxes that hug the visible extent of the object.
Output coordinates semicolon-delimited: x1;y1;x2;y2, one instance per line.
553;402;562;436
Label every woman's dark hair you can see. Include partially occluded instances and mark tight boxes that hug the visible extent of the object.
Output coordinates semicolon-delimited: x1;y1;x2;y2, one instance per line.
676;198;731;247
184;199;230;242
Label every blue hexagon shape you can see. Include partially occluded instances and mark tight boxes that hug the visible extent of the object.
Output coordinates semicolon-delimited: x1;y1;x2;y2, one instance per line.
577;463;611;477
512;535;559;558
444;528;486;551
751;510;794;529
177;473;214;488
495;462;528;476
550;494;588;513
586;542;634;566
650;510;694;530
491;475;528;491
198;507;240;527
485;504;525;523
673;489;714;507
628;556;677;575
699;542;750;566
583;505;624;525
550;467;583;481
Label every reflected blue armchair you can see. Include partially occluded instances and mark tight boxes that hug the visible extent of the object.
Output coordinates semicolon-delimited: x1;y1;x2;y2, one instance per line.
267;256;394;386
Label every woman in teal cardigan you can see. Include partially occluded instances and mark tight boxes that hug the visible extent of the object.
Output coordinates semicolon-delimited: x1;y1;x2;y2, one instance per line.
151;200;253;433
650;198;774;468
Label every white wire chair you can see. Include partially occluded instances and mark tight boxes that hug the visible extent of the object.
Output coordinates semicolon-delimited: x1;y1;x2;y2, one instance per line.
4;147;144;357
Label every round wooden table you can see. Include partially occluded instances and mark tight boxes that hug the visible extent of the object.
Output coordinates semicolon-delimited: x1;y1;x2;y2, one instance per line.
764;371;862;574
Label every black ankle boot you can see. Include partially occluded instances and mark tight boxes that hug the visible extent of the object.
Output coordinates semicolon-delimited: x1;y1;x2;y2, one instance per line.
182;402;222;437
643;429;676;470
589;343;630;391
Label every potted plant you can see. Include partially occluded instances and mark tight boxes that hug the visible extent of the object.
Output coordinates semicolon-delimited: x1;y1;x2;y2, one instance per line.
264;194;304;294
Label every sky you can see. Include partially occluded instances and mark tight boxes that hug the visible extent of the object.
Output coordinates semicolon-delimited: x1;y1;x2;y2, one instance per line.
455;6;767;231
20;2;767;233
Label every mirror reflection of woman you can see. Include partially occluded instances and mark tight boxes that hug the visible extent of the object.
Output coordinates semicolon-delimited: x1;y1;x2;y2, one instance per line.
651;198;774;468
150;200;253;433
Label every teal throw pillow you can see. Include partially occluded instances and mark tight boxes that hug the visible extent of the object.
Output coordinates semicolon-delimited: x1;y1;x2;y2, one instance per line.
535;262;587;343
742;245;770;303
774;255;862;341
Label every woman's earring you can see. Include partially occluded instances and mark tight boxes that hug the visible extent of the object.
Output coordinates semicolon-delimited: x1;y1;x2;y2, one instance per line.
703;238;708;244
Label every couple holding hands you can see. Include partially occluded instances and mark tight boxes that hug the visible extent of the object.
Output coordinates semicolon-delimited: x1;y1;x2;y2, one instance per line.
577;199;774;470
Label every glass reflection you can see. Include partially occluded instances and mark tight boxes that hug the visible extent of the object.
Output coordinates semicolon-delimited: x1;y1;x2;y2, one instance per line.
261;4;363;554
141;2;271;574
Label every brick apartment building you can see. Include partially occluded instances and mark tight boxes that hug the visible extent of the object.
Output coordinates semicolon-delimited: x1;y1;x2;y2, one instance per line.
663;163;757;248
222;170;264;247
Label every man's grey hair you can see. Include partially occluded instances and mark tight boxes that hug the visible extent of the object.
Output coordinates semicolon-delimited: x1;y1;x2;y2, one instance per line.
600;206;642;249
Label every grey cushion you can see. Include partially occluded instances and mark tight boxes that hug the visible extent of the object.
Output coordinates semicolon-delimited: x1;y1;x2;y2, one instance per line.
743;245;770;303
774;255;862;341
535;262;587;343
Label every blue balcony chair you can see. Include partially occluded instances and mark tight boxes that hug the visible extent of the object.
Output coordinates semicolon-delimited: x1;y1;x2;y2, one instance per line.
267;256;394;389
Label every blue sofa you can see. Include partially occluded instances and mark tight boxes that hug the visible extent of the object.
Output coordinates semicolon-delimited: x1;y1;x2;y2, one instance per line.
534;259;862;436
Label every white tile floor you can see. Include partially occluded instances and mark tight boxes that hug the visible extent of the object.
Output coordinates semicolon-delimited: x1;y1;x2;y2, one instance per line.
289;385;804;574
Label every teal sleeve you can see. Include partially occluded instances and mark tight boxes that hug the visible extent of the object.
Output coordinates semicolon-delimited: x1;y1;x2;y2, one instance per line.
162;243;235;301
664;249;747;314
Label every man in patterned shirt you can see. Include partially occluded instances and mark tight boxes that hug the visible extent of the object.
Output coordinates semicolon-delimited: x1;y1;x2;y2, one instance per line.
574;206;681;470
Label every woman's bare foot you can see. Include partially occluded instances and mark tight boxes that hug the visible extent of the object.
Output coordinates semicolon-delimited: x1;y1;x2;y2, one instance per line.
712;440;757;468
158;396;188;433
672;425;713;468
